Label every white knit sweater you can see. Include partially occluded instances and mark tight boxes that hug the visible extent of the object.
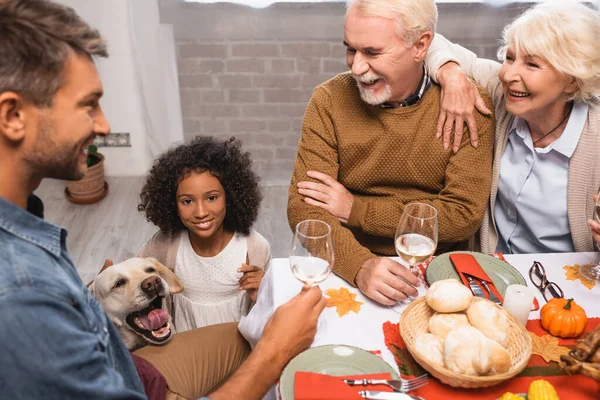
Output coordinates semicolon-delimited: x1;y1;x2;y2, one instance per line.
138;229;271;332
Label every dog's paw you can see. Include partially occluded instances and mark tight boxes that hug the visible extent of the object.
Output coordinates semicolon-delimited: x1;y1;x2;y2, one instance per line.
110;318;123;328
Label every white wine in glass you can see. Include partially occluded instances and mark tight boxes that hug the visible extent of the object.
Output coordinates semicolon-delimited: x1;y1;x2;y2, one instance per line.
290;220;333;331
290;220;333;287
291;257;331;286
395;233;437;266
579;188;600;282
391;203;438;312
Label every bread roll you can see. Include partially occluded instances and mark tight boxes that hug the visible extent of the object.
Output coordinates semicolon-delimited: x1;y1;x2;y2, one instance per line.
426;279;473;313
486;338;511;374
466;301;510;347
428;312;470;339
444;326;492;376
415;333;444;368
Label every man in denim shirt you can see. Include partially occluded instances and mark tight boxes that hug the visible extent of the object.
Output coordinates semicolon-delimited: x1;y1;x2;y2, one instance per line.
0;197;148;398
0;1;326;399
0;0;146;396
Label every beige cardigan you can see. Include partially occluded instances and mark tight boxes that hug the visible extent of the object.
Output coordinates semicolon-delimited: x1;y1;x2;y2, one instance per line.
137;229;271;272
426;34;600;253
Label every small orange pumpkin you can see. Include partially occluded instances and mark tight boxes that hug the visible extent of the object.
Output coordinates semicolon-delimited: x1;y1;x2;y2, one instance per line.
540;298;587;338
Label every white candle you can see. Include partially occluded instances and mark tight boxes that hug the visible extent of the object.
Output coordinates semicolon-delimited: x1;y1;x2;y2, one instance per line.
502;285;534;326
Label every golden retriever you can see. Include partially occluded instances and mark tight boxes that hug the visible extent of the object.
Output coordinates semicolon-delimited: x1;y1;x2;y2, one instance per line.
90;257;183;350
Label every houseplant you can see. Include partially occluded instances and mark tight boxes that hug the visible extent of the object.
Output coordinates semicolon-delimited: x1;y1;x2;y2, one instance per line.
65;144;109;204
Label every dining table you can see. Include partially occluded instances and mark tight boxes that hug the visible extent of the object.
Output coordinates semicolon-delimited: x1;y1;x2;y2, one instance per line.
238;251;600;400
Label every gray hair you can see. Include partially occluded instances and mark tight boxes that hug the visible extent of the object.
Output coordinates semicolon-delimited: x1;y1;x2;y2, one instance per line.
346;0;438;48
497;0;600;103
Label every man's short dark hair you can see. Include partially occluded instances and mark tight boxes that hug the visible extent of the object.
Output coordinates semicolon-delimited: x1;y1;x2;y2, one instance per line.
0;0;108;107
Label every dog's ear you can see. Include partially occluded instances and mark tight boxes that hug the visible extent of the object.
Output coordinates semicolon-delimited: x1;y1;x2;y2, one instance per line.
146;258;184;294
87;259;113;293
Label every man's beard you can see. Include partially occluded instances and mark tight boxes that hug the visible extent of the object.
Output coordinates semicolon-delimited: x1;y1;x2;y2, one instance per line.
26;115;89;181
354;73;392;105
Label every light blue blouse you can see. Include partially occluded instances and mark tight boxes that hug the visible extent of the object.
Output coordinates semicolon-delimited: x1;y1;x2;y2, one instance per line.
495;101;589;254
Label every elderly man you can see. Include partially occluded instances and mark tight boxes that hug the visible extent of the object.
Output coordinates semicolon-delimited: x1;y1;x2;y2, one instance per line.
288;0;495;305
0;1;325;399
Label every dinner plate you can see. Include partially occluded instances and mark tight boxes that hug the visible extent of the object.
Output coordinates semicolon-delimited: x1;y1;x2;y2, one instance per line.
279;344;399;400
426;251;527;297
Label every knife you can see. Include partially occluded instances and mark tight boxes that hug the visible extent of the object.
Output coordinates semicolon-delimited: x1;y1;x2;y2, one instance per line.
358;391;423;400
448;253;504;303
464;273;485;298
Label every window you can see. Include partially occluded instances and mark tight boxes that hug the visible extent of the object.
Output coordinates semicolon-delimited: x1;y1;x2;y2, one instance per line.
184;0;342;7
184;0;555;6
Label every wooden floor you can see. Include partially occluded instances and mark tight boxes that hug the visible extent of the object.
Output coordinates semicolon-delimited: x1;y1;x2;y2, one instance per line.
36;177;292;283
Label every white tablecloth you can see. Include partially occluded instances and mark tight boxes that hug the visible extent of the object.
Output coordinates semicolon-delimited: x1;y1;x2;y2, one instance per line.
238;252;600;400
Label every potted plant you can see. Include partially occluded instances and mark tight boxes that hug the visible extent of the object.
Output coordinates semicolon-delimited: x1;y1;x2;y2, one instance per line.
65;144;109;204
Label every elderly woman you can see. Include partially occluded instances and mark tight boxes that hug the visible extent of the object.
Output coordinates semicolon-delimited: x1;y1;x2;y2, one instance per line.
426;0;600;254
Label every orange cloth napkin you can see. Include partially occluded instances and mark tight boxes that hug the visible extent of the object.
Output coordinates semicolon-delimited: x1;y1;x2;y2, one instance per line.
449;253;505;303
294;372;393;400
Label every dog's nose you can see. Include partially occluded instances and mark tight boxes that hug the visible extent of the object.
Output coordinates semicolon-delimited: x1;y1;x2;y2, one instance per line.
141;276;161;295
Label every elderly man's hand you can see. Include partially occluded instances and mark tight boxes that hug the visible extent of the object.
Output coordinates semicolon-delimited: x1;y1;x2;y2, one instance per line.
436;62;492;153
355;258;420;305
297;171;354;223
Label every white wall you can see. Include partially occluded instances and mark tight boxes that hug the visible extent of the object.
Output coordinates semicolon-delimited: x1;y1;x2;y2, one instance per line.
58;0;183;176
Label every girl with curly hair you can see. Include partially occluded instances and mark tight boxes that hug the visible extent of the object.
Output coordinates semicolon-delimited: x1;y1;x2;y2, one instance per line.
137;136;270;332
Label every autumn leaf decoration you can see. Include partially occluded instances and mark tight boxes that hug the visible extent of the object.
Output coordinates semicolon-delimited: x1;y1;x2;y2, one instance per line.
382;321;426;377
563;265;596;290
325;287;363;317
529;332;571;363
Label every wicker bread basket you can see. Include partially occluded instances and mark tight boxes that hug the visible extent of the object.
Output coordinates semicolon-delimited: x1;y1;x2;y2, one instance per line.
399;296;532;388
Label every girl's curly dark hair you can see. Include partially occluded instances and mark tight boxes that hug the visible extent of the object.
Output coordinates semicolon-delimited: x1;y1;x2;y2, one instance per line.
138;136;262;236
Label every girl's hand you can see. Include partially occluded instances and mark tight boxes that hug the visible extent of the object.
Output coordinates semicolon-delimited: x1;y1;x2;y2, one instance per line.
238;263;265;302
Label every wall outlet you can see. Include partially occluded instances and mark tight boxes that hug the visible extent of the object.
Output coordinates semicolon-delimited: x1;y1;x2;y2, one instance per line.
93;132;131;147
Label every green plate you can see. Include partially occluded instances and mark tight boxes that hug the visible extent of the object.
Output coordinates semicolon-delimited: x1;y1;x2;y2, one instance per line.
426;251;527;297
279;344;398;400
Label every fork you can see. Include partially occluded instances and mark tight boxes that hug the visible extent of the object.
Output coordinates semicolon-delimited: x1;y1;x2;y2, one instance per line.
345;374;429;393
479;280;502;305
359;392;425;400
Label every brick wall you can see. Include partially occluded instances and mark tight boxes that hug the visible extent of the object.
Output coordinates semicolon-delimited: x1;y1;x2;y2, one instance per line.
159;1;528;185
177;39;348;183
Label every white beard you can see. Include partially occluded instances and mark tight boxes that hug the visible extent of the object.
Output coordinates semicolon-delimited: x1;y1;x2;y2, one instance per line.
354;73;392;105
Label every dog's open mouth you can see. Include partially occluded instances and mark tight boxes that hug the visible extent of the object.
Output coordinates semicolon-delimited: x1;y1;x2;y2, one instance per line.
125;296;172;344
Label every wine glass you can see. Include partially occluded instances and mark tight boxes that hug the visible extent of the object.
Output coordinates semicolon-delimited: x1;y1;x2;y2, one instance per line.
290;220;333;287
391;203;438;313
579;188;600;282
290;220;333;331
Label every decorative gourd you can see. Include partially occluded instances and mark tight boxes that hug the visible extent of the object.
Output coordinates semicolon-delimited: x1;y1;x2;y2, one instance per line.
528;379;559;400
541;298;587;338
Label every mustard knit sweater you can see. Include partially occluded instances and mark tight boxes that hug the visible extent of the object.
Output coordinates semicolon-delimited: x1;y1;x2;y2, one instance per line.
288;72;495;286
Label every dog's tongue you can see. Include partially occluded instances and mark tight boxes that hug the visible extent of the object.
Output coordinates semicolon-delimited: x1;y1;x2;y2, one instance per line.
139;309;168;330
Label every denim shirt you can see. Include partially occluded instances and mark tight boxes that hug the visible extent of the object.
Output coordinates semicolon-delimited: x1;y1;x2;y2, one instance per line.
0;196;146;399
